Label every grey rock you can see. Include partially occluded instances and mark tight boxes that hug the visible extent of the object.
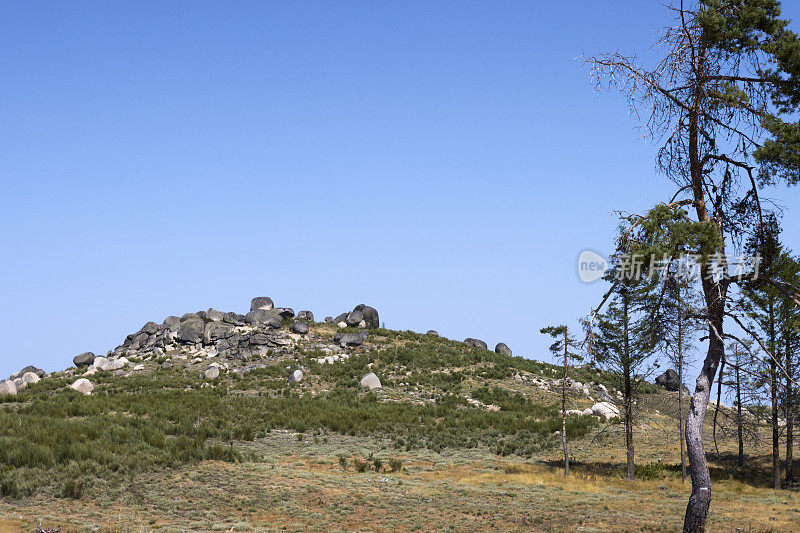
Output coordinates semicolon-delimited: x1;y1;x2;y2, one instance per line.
251;297;274;311
324;316;333;323
334;331;368;347
163;316;180;327
180;312;200;322
223;312;246;326
246;309;282;328
177;319;205;344
288;369;304;383
345;309;364;328
360;372;382;389
274;307;295;320
464;338;488;350
206;308;224;322
353;304;380;329
161;361;173;369
139;321;159;335
333;313;349;324
291;321;309;335
297;310;314;322
204;322;234;344
250;333;274;346
205;367;220;380
426;330;439;336
73;352;97;367
495;343;512;356
19;366;46;378
656;369;681;392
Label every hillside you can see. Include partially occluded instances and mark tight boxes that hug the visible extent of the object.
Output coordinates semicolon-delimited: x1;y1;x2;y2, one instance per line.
0;298;796;532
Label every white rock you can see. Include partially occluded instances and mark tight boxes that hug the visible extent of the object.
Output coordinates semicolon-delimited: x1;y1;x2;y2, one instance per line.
70;378;94;395
9;372;20;381
360;372;382;390
13;378;26;390
100;359;125;372
133;364;145;371
582;408;594;417
0;380;17;396
566;409;584;416
21;372;40;385
205;367;220;380
84;367;98;376
592;402;620;419
288;369;304;383
91;356;109;369
337;322;347;329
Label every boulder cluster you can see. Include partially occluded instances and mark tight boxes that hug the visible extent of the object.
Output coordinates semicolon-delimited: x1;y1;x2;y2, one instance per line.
99;297;324;363
324;304;380;329
655;369;682;392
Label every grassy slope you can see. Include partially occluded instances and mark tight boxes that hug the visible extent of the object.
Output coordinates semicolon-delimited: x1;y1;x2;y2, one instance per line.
0;323;797;531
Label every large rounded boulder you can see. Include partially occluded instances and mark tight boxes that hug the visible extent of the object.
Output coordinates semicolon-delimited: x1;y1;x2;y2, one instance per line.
464;338;488;350
70;378;94;395
0;380;17;396
360;372;382;390
73;352;97;367
495;343;512;356
250;297;274;311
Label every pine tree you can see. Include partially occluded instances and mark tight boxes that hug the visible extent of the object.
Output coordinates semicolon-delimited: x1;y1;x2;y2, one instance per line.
586;1;800;527
540;325;581;477
589;262;659;481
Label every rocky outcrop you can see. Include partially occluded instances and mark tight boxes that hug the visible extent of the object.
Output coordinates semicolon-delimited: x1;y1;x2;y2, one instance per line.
655;369;681;392
290;321;309;335
19;366;46;378
332;304;380;330
426;330;439;336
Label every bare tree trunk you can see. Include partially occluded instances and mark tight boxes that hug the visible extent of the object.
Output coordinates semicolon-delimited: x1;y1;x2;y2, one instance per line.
562;328;569;477
678;308;687;482
712;354;725;458
679;349;687;481
683;293;723;532
770;300;780;490
735;347;744;468
623;296;634;481
625;390;634;480
787;334;794;485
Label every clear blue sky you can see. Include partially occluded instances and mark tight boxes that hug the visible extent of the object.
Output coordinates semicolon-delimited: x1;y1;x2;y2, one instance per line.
2;1;800;378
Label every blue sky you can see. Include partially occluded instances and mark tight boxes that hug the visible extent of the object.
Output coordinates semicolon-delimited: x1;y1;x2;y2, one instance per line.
2;1;800;379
